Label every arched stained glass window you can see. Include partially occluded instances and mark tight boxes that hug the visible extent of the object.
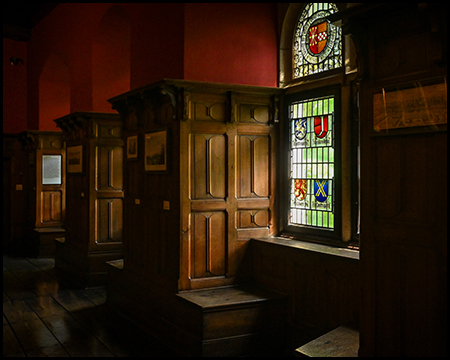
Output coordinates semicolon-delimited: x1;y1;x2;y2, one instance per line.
293;3;342;79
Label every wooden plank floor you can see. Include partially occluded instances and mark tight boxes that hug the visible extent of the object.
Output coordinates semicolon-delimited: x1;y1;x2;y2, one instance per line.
3;254;179;357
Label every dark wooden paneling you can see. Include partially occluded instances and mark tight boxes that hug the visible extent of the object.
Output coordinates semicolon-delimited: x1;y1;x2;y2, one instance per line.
352;5;447;356
55;113;124;287
180;88;278;290
361;132;447;356
374;239;442;357
111;88;182;287
251;238;360;347
107;80;283;356
6;132;66;256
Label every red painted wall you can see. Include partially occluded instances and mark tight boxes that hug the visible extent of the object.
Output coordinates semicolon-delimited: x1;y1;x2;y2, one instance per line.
26;3;113;130
3;3;278;133
3;39;27;133
184;3;278;87
38;51;70;130
127;3;185;89
92;6;131;112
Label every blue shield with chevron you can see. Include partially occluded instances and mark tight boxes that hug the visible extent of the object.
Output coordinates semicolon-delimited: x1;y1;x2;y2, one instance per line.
314;179;328;202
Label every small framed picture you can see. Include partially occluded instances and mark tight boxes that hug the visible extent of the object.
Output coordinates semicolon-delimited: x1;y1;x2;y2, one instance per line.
67;145;83;173
144;130;167;172
127;135;138;160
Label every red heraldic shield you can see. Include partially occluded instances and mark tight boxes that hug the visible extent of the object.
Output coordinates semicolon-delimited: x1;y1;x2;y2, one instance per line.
294;179;307;201
308;21;327;54
314;116;328;138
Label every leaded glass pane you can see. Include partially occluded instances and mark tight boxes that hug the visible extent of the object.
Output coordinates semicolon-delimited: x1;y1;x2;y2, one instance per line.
293;3;342;79
289;95;335;230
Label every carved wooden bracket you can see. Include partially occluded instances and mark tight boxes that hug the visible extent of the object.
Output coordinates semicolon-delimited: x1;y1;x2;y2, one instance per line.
270;95;280;124
179;87;193;121
160;84;177;117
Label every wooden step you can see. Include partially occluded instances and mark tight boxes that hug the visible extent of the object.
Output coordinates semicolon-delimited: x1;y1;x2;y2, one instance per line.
33;227;65;257
295;325;359;357
177;285;288;356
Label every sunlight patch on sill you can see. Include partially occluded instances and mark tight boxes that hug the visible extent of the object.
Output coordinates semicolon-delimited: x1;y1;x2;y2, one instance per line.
252;236;359;260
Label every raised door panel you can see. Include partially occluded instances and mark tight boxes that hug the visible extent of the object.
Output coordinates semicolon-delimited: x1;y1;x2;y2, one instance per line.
237;209;269;229
237;135;269;198
96;146;123;191
192;211;226;278
95;198;123;244
191;134;226;200
191;94;227;122
238;103;270;124
96;123;122;139
40;190;63;224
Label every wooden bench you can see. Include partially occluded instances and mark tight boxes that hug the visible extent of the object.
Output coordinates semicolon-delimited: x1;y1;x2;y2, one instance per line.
31;227;65;257
177;285;288;357
295;326;359;357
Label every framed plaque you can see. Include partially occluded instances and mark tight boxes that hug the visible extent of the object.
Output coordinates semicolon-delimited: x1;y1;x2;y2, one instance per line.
373;79;447;133
67;145;83;173
42;155;62;185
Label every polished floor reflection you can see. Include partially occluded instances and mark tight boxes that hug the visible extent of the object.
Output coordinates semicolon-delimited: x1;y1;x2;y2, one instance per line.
3;255;179;357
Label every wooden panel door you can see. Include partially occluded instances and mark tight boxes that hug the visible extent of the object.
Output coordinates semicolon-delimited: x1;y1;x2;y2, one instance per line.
91;141;124;251
180;90;277;290
34;134;66;229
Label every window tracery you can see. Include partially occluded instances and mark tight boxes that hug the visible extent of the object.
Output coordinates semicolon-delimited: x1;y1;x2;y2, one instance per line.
293;3;342;79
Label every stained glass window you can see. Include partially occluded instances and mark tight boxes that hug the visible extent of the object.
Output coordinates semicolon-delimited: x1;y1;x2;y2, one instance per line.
289;95;335;230
293;3;342;79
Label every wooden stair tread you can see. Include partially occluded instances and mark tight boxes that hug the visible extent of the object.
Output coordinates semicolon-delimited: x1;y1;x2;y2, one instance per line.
295;326;359;357
177;285;285;310
34;227;65;233
106;259;124;270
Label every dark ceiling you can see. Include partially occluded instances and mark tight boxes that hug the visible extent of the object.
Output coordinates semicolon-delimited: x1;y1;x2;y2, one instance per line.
3;3;58;40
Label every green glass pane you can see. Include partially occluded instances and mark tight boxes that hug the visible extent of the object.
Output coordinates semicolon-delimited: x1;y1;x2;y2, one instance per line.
329;212;334;228
288;94;336;231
